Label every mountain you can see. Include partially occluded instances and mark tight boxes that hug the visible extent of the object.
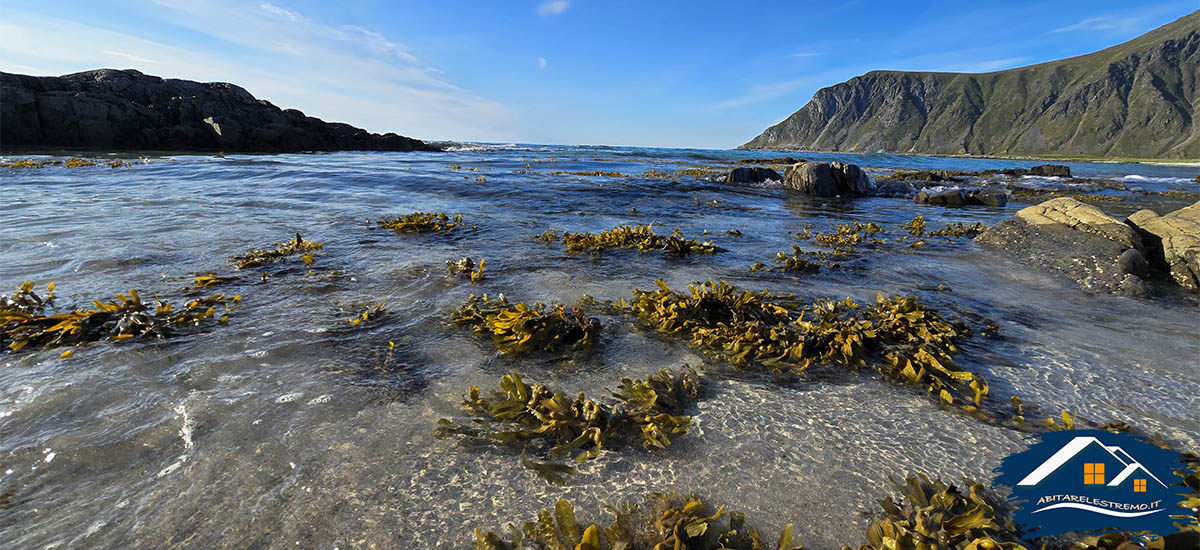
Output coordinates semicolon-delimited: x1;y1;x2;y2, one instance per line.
740;11;1200;159
0;68;438;153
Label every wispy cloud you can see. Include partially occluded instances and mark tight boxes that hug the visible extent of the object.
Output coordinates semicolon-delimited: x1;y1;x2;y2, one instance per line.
708;78;814;111
537;0;569;16
102;50;161;65
936;56;1032;73
0;3;512;141
1051;14;1148;34
259;3;301;21
537;56;548;69
789;52;824;58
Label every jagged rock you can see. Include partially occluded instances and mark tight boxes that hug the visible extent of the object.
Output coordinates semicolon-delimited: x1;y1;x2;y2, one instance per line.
1125;201;1200;291
784;162;837;196
0;68;437;153
725;166;781;184
1029;164;1071;177
975;197;1149;296
783;161;870;196
830;161;872;194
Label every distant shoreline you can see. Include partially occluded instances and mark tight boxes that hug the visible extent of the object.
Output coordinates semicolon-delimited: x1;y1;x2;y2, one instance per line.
737;146;1200;167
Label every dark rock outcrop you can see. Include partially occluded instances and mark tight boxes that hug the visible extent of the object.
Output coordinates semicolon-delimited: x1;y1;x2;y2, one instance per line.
914;188;1008;207
1028;164;1071;177
1125;201;1200;291
725;166;782;184
1;68;437;153
975;198;1149;295
741;11;1200;159
783;161;871;196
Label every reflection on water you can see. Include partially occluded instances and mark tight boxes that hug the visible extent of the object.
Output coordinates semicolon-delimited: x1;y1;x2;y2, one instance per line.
1;145;1197;548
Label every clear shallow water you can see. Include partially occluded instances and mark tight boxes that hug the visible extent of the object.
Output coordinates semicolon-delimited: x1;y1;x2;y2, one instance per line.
0;144;1198;549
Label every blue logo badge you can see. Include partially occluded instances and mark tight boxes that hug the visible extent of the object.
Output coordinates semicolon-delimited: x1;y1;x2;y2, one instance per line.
993;430;1185;536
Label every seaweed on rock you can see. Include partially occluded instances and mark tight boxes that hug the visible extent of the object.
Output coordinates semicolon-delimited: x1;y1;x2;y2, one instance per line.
847;475;1027;550
377;211;465;233
550;224;724;256
472;494;802;550
1;282;239;352
447;257;486;283
628;280;986;408
450;294;600;355
435;368;701;481
232;233;323;269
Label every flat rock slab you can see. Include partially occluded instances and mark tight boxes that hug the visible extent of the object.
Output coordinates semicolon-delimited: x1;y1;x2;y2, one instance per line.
976;197;1148;296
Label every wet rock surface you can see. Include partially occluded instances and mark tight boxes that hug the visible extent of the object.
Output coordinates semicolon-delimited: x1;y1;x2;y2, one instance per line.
0;68;437;153
725;166;782;184
914;187;1008;207
783;161;871;196
976;197;1149;296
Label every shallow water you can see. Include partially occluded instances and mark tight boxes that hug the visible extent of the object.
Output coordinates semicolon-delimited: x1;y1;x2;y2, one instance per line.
1;145;1198;549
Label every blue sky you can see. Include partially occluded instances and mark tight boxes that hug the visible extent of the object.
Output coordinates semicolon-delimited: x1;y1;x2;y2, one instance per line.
1;1;1195;148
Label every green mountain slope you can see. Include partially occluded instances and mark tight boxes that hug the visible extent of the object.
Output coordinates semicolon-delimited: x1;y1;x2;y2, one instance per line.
741;11;1200;159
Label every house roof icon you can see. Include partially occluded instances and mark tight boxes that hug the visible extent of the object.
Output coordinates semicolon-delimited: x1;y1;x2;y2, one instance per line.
1016;436;1168;488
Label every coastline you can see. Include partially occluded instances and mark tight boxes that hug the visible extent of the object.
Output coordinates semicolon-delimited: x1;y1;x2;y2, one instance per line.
736;146;1200;166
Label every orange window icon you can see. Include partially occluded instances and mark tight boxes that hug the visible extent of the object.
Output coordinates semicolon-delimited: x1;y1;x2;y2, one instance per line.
1084;463;1105;485
1134;479;1147;493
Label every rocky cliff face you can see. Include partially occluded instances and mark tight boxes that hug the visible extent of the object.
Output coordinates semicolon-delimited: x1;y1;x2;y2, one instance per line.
1;69;437;152
742;11;1200;159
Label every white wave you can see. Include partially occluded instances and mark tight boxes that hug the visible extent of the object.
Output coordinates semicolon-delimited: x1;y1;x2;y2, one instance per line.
1034;502;1162;517
1119;175;1196;185
443;142;525;152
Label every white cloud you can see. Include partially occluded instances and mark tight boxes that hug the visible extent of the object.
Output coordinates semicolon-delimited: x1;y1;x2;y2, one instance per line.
708;78;813;111
936;56;1032;73
0;4;513;141
537;0;569;16
259;3;301;21
537;57;547;69
1051;14;1147;34
789;52;823;58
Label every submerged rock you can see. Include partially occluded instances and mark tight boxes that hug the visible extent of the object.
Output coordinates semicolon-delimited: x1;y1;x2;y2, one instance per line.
975;197;1149;296
1126;201;1200;291
725;166;781;184
0;68;438;152
783;161;871;196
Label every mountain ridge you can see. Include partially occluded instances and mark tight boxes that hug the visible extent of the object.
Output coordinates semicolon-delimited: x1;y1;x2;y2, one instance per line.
740;11;1200;159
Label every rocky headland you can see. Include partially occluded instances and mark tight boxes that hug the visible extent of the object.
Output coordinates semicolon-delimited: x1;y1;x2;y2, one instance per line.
0;69;438;153
740;11;1200;159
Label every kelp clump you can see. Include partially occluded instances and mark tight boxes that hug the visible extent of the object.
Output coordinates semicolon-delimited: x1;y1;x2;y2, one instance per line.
473;494;803;550
847;475;1027;550
436;368;700;482
450;294;600;355
903;216;988;238
377;211;464;233
1;282;239;352
629;280;986;407
552;224;724;255
447;257;486;283
232;233;323;269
